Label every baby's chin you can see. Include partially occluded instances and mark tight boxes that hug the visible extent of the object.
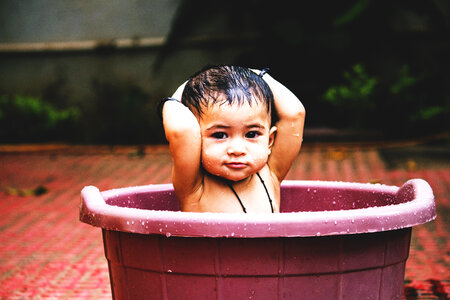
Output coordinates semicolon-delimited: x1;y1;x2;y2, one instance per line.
201;167;250;182
223;174;251;183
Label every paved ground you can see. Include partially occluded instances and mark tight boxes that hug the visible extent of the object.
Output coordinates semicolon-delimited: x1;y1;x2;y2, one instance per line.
0;143;448;299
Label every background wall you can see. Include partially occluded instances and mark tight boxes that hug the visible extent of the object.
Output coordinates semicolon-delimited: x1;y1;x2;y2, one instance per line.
0;0;448;144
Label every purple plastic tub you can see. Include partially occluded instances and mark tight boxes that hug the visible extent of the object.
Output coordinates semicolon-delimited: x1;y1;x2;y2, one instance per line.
80;179;435;300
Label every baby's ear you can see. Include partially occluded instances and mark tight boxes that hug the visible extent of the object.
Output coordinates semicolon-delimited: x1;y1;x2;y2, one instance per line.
268;126;277;149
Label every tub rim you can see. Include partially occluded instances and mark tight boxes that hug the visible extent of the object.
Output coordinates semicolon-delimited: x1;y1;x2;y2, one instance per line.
80;179;436;238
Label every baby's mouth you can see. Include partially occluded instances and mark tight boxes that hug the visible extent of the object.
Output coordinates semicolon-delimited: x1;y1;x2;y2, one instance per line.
225;162;248;169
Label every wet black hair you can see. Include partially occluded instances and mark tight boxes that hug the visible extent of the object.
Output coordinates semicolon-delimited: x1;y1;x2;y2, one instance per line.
181;65;278;125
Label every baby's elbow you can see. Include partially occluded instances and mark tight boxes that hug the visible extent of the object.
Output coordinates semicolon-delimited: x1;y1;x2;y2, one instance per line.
297;104;306;118
293;100;306;119
284;103;306;122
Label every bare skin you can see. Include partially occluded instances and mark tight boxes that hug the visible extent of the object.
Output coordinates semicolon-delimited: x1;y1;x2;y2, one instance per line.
162;70;305;213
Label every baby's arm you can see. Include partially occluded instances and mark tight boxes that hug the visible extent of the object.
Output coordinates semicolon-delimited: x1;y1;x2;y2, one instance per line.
264;73;305;182
162;83;203;206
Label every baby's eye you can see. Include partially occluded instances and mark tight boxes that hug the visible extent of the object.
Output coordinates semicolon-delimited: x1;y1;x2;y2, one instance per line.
212;132;227;139
245;131;261;139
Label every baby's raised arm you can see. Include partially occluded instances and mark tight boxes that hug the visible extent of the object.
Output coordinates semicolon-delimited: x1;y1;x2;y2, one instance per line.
162;82;203;206
263;73;305;182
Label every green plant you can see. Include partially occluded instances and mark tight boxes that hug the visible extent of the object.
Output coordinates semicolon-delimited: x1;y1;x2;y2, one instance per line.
324;64;377;104
322;63;448;136
323;64;378;127
390;65;419;95
0;95;80;142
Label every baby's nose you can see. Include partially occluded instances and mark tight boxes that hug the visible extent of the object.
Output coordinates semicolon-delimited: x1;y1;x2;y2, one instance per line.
227;139;246;155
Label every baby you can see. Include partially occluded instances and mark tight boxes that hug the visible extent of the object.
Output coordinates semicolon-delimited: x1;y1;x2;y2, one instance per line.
161;66;305;213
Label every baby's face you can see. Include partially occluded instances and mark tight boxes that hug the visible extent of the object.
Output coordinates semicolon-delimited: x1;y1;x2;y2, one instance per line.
197;100;276;182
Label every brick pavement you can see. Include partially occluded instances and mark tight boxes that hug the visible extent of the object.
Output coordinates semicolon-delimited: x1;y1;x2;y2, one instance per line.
0;144;448;299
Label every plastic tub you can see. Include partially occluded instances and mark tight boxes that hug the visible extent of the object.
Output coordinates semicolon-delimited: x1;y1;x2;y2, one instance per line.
80;179;435;300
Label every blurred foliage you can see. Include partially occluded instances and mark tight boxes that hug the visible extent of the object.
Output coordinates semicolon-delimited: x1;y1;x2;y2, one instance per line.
80;81;165;144
1;0;448;143
154;0;449;139
390;65;419;95
324;64;378;126
0;86;166;144
333;0;371;27
0;95;79;142
323;62;447;133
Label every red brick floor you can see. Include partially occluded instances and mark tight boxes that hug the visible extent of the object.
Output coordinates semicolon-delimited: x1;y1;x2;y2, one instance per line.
0;144;448;299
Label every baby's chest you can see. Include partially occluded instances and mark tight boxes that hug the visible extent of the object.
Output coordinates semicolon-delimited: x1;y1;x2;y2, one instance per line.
200;182;278;213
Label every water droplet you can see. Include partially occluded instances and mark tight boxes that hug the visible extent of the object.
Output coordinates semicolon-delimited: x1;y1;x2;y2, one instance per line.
167;269;172;273
316;232;321;236
166;232;172;237
126;221;130;225
334;221;338;225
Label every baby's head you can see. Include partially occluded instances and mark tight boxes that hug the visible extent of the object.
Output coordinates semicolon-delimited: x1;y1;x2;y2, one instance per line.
182;65;277;125
182;65;278;182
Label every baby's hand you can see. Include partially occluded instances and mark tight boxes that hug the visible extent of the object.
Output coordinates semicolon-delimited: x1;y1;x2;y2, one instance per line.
171;81;188;100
